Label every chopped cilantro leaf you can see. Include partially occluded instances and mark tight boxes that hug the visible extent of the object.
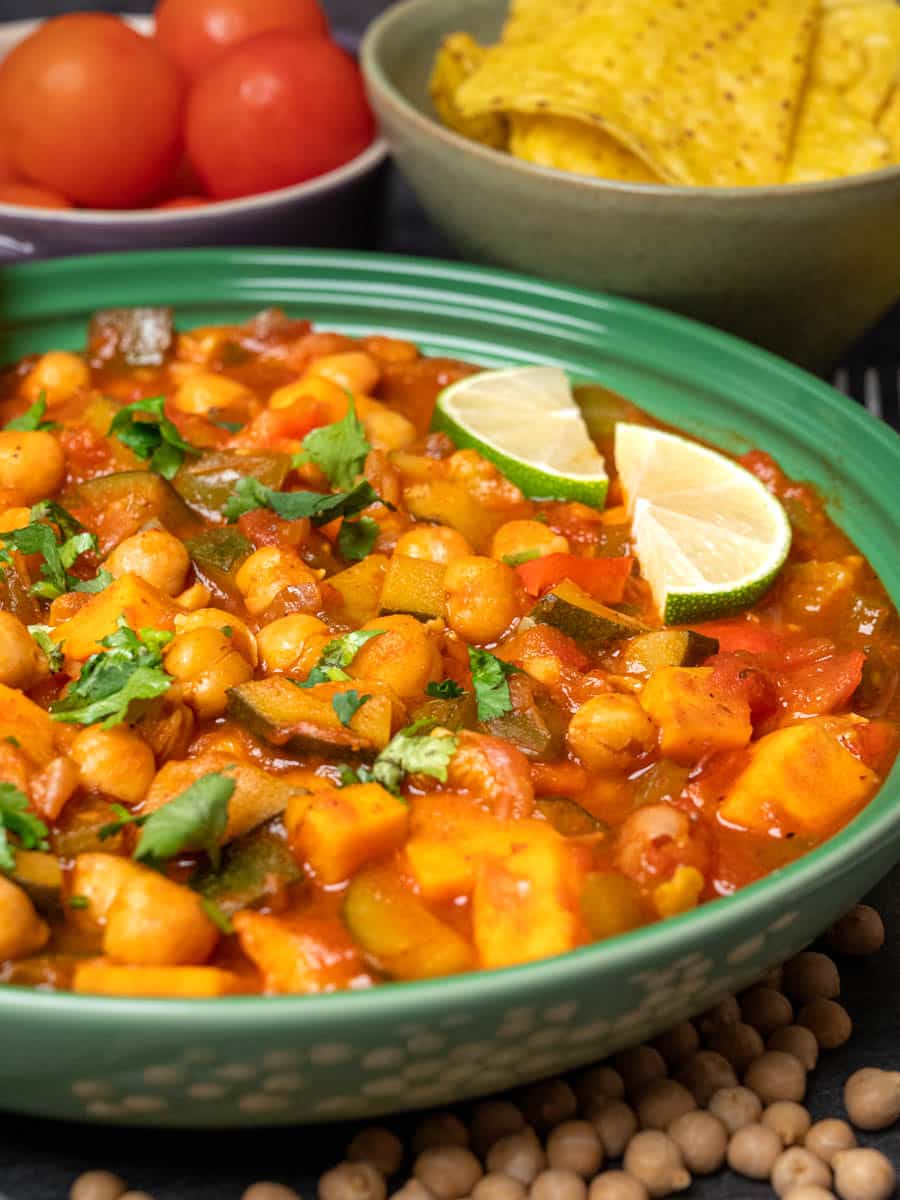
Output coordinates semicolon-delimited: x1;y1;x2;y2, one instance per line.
426;679;465;700
108;396;199;480
337;516;379;562
335;764;362;788
210;416;244;434
332;689;371;727
295;629;384;688
468;647;520;721
4;393;57;432
0;502;104;600
299;398;371;491
223;477;385;525
28;625;63;673
98;802;148;842
200;896;235;934
368;722;458;796
68;895;89;910
134;772;234;870
502;549;543;567
0;783;49;873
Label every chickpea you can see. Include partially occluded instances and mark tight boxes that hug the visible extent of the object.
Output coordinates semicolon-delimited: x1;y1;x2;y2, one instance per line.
763;1102;812;1147
622;1131;690;1198
164;627;253;719
567;695;656;775
707;1086;762;1135
590;1101;639;1159
469;1101;526;1158
471;1174;526;1200
588;1174;648;1200
546;1121;603;1178
358;398;417;452
257;613;330;675
236;545;322;616
827;905;885;957
490;520;569;562
832;1149;896;1200
782;1189;836;1200
616;806;702;888
175;608;258;668
797;999;852;1050
0;875;49;960
726;1123;783;1179
444;555;520;644
103;871;218;966
575;1065;626;1109
634;1080;696;1131
696;996;741;1037
320;1163;386;1200
521;1080;578;1131
104;530;189;597
69;853;143;932
652;1023;699;1068
70;726;156;805
349;614;441;702
173;372;254;417
771;1148;832;1197
805;1120;857;1165
414;1147;483;1200
782;952;841;1004
24;350;90;404
531;1170;586;1200
243;1187;300;1200
674;1052;737;1107
768;1026;820;1073
843;1067;900;1131
740;986;794;1036
395;526;473;566
708;1023;766;1074
390;1184;433;1200
347;1127;404;1177
667;1111;728;1175
306;351;381;396
744;1052;807;1105
0;430;65;504
412;1113;470;1155
70;1170;128;1200
485;1130;547;1185
0;611;47;687
614;1046;668;1097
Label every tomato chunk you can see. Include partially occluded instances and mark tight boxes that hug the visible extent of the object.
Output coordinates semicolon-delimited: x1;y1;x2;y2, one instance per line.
517;553;634;602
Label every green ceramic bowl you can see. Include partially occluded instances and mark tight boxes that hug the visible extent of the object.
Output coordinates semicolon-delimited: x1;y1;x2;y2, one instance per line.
361;0;900;372
1;248;899;1129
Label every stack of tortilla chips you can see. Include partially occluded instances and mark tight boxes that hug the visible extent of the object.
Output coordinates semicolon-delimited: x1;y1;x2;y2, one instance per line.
430;0;900;186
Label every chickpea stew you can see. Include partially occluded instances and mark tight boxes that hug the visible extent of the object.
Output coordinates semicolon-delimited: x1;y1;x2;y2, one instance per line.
0;306;896;998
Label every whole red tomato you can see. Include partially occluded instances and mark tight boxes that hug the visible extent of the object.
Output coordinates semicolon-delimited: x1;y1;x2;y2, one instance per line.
155;0;328;81
0;14;184;209
185;33;374;200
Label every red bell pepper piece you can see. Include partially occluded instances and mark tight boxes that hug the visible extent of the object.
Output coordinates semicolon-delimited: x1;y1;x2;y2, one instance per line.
516;553;634;602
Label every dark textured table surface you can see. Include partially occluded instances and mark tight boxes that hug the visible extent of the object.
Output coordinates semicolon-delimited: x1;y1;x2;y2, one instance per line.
0;1;899;1196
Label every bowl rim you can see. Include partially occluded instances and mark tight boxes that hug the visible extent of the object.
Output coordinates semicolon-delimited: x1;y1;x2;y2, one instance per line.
0;13;389;224
1;244;899;1025
360;0;900;201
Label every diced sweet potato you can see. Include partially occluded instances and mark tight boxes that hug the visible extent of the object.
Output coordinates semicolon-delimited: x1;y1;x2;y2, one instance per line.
405;837;474;902
233;910;371;993
74;960;241;998
639;666;752;764
0;683;58;767
719;722;879;836
296;783;409;885
50;573;178;661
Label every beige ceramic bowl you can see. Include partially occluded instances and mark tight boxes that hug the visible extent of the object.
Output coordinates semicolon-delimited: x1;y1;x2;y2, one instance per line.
361;0;900;371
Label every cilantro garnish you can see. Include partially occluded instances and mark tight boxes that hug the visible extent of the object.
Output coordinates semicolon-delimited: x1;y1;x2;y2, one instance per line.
3;393;57;432
502;549;543;567
28;625;63;673
353;720;458;796
337;515;379;562
468;647;520;721
98;802;148;842
200;896;235;934
294;629;384;688
108;396;199;480
134;772;234;871
0;783;49;873
426;679;465;700
223;477;384;525
0;501;107;600
68;895;89;910
50;618;173;728
297;398;372;491
332;689;371;727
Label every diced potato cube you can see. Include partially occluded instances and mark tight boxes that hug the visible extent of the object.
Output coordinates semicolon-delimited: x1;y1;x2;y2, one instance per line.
74;960;241;998
233;910;369;993
51;573;177;661
405;836;474;902
297;783;409;884
639;666;752;764
0;683;59;767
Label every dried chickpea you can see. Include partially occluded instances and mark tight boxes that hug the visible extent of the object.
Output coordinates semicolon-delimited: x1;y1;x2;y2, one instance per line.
0;610;48;688
622;1131;690;1198
70;726;156;805
652;1023;699;1068
414;1147;482;1200
242;1187;300;1200
545;1121;603;1178
390;1183;433;1200
590;1101;639;1159
567;695;656;775
485;1130;547;1186
173;372;253;417
0;430;65;504
634;1080;696;1131
827;906;885;957
574;1066;625;1110
673;1051;737;1107
614;1046;667;1097
164;627;253;719
726;1123;783;1179
707;1086;762;1135
470;1175;526;1200
23;350;89;403
104;530;189;596
782;952;841;1004
763;1102;813;1147
320;1163;387;1200
520;1080;578;1131
530;1169;587;1200
768;1026;820;1073
744;1051;807;1105
667;1111;728;1175
175;609;258;668
70;1172;128;1200
740;986;794;1036
350;615;441;702
0;875;49;960
771;1148;832;1197
257;613;331;675
395;526;473;566
797;999;852;1050
804;1120;857;1165
781;1189;836;1200
469;1101;525;1158
235;545;322;616
444;555;520;644
708;1023;766;1074
119;1192;156;1200
490;520;569;562
843;1068;900;1130
103;871;218;966
695;997;741;1038
412;1114;470;1155
832;1148;896;1200
348;1127;405;1176
587;1173;649;1200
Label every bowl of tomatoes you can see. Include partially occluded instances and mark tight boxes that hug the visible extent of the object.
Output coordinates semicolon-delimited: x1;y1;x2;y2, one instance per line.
0;2;388;262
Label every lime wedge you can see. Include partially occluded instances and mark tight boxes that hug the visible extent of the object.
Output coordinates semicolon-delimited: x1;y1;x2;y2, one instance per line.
614;423;791;623
433;367;608;506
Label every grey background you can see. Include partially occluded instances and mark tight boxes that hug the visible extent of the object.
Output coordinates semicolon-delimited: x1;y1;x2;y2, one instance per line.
0;1;898;1196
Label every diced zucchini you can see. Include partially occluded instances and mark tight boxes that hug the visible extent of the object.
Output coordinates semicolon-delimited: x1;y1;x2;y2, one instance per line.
175;451;290;520
328;555;389;626
192;820;302;915
186;527;254;596
0;562;39;624
482;710;554;759
536;797;606;837
412;693;478;731
621;629;719;673
87;307;174;367
379;555;446;621
52;802;126;858
633;759;691;807
404;482;497;551
574;384;645;440
11;850;63;915
63;470;199;552
532;579;649;646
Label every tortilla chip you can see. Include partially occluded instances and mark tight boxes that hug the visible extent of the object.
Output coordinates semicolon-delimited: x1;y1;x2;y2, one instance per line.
509;113;661;183
811;2;900;121
878;84;900;156
454;0;819;187
786;82;892;183
429;34;508;150
502;0;589;44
